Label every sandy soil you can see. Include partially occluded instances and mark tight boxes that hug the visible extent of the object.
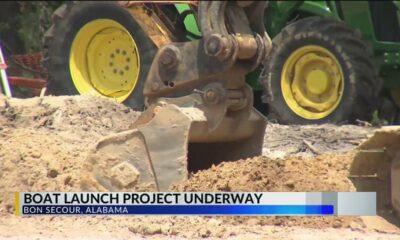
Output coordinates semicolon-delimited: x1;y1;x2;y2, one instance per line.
0;95;399;239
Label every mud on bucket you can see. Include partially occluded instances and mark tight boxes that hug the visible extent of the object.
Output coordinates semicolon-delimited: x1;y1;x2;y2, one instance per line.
80;103;266;191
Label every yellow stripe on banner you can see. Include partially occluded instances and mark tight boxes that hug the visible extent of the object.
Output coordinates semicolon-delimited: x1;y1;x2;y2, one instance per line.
14;192;20;216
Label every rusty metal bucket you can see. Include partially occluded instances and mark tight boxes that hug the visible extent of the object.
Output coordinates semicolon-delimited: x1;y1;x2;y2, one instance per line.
80;96;266;191
349;126;400;220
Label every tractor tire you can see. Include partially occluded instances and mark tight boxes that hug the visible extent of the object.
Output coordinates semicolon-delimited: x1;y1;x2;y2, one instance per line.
261;17;381;124
42;2;157;110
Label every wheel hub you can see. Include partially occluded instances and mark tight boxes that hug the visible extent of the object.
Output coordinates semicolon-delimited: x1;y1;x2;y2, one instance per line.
305;69;329;95
281;45;344;120
69;19;140;102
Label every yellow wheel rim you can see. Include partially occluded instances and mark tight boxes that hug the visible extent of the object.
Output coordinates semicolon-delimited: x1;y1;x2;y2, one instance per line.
281;45;344;120
69;19;140;102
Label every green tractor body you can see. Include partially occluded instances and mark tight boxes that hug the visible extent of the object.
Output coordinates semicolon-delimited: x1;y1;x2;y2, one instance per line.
265;1;400;90
255;1;400;124
147;1;400;123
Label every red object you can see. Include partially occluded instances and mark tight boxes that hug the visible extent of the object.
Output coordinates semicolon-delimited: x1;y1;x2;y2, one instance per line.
0;63;7;69
8;53;47;77
8;76;46;89
4;52;48;91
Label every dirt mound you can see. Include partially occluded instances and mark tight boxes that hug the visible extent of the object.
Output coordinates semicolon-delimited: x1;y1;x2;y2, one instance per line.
173;153;360;229
0;95;138;132
0;95;140;209
174;153;355;192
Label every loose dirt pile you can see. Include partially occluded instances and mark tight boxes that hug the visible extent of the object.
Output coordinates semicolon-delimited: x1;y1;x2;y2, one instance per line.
0;95;140;208
175;153;354;193
174;153;359;229
0;95;398;239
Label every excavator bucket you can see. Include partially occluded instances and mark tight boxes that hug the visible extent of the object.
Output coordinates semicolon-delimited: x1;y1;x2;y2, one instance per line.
349;126;400;219
80;1;271;192
81;98;266;191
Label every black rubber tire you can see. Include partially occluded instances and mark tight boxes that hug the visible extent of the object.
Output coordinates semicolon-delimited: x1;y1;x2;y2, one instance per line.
261;17;381;124
42;2;157;110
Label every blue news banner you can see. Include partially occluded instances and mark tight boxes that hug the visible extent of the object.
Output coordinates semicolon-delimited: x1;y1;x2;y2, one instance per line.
15;192;376;216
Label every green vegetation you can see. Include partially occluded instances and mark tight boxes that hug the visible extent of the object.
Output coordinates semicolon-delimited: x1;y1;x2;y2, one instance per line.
0;1;63;54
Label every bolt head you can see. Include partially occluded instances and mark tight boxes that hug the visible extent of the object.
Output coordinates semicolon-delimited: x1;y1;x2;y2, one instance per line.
207;40;220;55
203;89;219;104
160;54;173;65
158;46;180;69
205;35;225;57
206;90;216;100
